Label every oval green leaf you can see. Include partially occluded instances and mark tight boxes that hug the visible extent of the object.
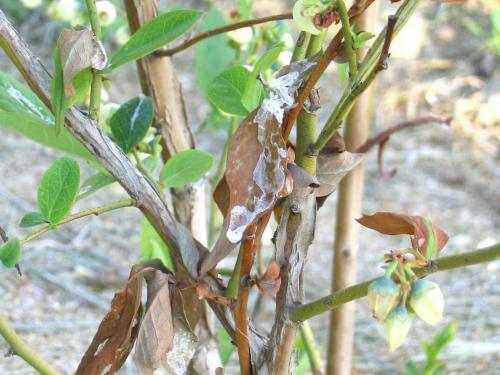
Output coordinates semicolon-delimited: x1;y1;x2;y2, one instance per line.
195;7;235;97
208;65;259;116
0;238;21;268
108;10;203;70
0;71;53;123
160;149;213;187
0;112;96;163
20;212;46;228
38;157;80;225
109;95;154;153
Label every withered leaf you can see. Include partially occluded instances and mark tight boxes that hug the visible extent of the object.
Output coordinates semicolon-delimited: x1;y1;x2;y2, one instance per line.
357;212;449;259
315;151;364;197
76;268;143;375
287;163;320;190
256;261;281;297
134;271;174;375
57;28;107;97
224;110;287;244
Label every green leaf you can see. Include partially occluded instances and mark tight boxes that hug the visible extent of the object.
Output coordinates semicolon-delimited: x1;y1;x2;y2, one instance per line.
0;71;53;122
160;149;213;187
0;239;21;268
50;47;68;136
353;31;375;49
217;327;235;365
67;69;92;107
140;217;173;272
20;212;46;228
38;157;80;225
0;112;96;163
403;361;421;375
109;96;154;153
195;7;236;97
241;43;284;111
77;172;116;201
430;322;456;358
237;0;252;19
208;65;257;116
108;10;203;70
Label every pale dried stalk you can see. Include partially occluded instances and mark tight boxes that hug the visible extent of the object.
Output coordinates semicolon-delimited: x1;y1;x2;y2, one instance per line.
327;7;378;375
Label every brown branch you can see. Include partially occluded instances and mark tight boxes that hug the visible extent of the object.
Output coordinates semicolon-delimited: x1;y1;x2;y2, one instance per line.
376;15;398;71
234;212;272;375
281;0;376;141
354;115;453;153
155;13;292;57
355;114;452;178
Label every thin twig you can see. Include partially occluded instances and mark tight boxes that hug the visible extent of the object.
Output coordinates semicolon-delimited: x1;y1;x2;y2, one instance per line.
354;114;452;178
155;13;292;57
0;314;62;375
300;321;325;374
337;0;357;80
84;0;102;120
20;199;135;245
312;0;421;154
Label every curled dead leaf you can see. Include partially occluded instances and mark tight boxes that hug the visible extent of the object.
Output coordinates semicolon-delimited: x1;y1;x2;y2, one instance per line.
357;212;449;259
134;270;174;375
256;261;281;297
57;28;107;97
315;151;364;197
76;268;143;375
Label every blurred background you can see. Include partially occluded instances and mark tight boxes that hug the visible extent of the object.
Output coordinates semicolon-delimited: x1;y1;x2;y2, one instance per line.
0;0;498;374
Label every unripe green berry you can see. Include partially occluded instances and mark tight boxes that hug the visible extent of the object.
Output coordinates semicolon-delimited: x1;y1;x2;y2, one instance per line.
367;276;400;321
384;305;414;352
409;279;444;326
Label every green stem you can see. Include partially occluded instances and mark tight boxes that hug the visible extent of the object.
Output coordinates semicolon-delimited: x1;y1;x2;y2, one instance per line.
291;242;500;322
296;111;318;174
0;314;62;375
225;243;244;299
336;0;357;79
132;150;164;197
20;199;135;245
85;0;102;120
295;32;325;173
383;258;399;278
311;0;420;154
299;321;324;374
291;32;311;62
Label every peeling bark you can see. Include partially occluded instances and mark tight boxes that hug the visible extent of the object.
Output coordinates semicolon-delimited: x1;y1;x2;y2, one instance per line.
266;187;316;374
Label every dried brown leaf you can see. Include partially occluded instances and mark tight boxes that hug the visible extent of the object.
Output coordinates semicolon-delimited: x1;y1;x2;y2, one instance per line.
287;163;320;189
357;212;449;259
256;261;281;297
76;268;143;375
57;28;107;97
134;271;174;375
315;151;364;197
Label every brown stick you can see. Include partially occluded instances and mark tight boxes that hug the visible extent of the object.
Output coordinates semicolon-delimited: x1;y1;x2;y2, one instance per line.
155;13;292;57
